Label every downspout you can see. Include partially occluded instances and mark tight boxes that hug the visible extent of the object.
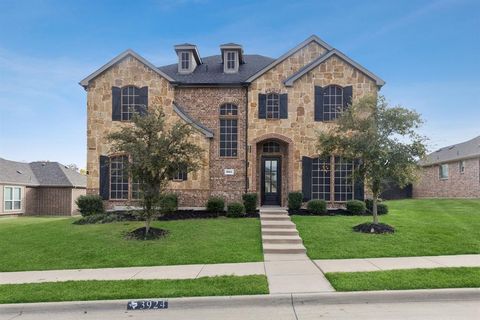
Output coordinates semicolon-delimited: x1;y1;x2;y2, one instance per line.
244;84;249;194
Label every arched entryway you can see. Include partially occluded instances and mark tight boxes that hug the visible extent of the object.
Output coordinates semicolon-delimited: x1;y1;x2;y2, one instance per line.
250;134;294;206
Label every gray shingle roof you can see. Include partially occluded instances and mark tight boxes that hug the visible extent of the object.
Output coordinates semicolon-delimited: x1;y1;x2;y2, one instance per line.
0;158;39;186
420;136;480;166
0;158;86;188
158;54;274;85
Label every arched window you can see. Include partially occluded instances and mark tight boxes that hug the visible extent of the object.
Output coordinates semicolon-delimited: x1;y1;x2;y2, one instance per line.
323;85;343;121
121;86;146;121
219;103;238;157
262;141;280;153
266;93;280;119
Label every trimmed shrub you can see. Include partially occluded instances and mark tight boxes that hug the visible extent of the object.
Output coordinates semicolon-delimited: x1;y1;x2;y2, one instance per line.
288;192;303;210
346;200;366;215
75;195;104;217
159;193;178;214
307;199;327;215
242;193;258;213
206;197;225;213
365;199;389;215
227;202;245;218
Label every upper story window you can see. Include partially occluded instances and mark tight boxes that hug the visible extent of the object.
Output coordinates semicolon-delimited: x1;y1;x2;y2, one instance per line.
266;93;280;119
263;141;280;153
219;104;238;157
112;86;148;121
121;86;141;121
314;85;352;122
323;85;344;121
4;186;21;211
180;51;190;71
226;51;236;71
439;164;449;179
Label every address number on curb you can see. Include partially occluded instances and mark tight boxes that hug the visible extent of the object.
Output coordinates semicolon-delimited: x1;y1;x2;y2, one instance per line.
127;300;168;310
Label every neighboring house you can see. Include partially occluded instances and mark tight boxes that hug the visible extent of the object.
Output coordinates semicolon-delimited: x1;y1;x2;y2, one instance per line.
414;136;480;198
0;158;87;215
80;35;385;208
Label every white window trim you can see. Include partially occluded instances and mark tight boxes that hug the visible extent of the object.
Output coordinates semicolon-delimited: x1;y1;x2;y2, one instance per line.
4;186;22;212
179;51;191;73
224;50;238;73
439;164;449;180
459;160;465;174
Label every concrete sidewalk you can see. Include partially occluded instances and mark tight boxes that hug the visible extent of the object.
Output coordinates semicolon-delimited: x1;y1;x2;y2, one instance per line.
0;262;265;285
315;254;480;273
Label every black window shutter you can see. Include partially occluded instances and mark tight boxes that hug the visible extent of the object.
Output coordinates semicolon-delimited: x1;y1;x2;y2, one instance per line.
99;155;110;200
136;86;148;116
279;93;288;119
112;87;121;121
314;86;324;121
302;156;313;201
353;159;364;200
343;86;353;110
258;94;266;119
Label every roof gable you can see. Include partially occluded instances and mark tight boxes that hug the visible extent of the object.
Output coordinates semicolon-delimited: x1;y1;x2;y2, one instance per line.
245;35;333;83
79;49;175;89
283;49;385;87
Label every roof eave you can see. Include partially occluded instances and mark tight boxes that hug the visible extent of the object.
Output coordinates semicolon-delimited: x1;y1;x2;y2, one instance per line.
173;103;214;138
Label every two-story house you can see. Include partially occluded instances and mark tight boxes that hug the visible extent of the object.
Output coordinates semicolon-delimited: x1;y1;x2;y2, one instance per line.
80;35;385;208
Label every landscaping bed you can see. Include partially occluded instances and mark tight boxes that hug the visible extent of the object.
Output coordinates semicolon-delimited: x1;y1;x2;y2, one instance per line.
0;275;269;304
326;267;480;291
74;210;259;225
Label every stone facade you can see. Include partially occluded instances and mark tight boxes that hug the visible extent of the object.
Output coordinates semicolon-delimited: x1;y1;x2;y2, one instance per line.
83;36;382;208
413;158;480;198
86;56;211;207
247;42;378;205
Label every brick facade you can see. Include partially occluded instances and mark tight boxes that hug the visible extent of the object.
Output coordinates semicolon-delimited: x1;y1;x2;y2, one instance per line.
83;36;382;208
414;157;480;198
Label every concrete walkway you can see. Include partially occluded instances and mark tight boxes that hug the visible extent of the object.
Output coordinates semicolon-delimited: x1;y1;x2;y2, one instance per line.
0;262;264;285
315;254;480;273
260;207;335;294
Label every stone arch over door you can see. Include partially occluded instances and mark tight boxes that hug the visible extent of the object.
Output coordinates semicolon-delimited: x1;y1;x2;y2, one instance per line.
250;133;294;206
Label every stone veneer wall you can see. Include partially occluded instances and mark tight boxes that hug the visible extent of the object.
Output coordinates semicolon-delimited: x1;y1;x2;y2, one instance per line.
86;56;211;207
174;87;247;203
247;41;378;205
413;157;480;198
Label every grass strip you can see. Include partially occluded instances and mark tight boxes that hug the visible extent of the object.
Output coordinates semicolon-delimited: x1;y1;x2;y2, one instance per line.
326;267;480;291
0;275;269;304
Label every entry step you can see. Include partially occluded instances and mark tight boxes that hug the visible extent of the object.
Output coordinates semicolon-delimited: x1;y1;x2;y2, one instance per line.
261;221;296;229
262;235;303;244
263;243;306;254
262;228;299;236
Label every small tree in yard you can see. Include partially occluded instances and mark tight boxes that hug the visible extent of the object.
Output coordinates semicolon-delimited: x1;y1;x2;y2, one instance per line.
317;95;427;233
108;107;203;239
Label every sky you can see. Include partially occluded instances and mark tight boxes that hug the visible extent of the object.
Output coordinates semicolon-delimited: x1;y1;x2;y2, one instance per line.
0;0;479;169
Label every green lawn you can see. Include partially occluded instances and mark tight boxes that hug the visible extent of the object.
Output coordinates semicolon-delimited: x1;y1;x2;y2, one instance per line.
293;199;480;259
0;217;263;272
0;275;268;304
326;267;480;291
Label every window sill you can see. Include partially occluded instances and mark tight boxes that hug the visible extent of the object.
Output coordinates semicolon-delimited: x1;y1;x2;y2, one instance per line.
219;156;239;159
171;179;186;182
439;178;449;181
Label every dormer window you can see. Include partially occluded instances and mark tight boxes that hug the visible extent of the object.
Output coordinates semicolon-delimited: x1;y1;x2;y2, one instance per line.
220;43;243;74
226;51;237;71
175;44;202;74
180;51;190;71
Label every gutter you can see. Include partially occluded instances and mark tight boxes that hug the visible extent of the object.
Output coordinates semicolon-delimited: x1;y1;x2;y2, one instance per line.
244;84;249;194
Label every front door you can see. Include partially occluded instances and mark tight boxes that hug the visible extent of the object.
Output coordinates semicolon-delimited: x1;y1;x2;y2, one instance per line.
261;157;281;205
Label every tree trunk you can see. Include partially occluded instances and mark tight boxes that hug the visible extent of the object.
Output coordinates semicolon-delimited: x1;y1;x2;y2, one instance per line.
145;216;152;240
372;194;379;225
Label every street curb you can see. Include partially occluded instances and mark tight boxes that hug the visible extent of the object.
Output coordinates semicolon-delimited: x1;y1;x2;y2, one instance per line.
0;288;479;315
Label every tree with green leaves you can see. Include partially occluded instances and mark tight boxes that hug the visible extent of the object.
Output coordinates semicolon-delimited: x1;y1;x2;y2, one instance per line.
317;95;427;231
108;107;204;237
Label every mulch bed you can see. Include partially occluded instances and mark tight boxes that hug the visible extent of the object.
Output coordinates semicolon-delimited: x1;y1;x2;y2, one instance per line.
353;222;395;234
288;208;387;216
124;227;169;240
